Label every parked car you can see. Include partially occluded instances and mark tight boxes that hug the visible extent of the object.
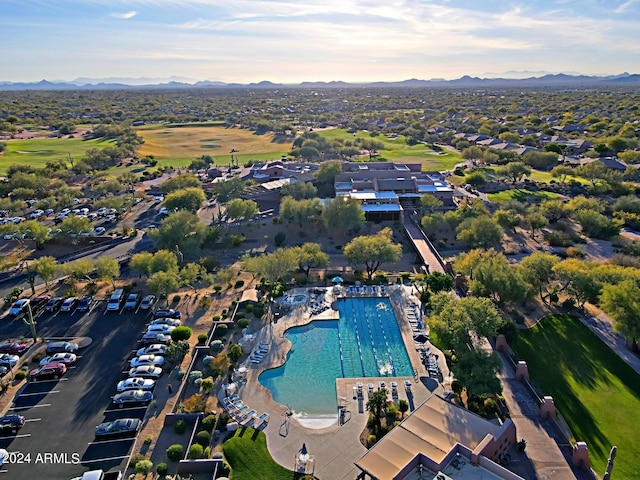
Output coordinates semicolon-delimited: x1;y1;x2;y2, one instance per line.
139;295;156;310
0;354;19;368
128;365;163;379
31;295;51;310
153;309;181;319
60;297;79;312
39;353;77;366
94;226;106;235
0;342;28;356
112;390;154;408
0;366;8;377
0;414;25;434
140;332;172;345
8;299;30;316
130;355;165;368
44;297;64;312
29;362;67;381
151;317;181;327
136;344;167;356
95;418;142;439
76;295;94;312
116;377;155;392
124;293;141;310
45;341;78;354
146;324;175;335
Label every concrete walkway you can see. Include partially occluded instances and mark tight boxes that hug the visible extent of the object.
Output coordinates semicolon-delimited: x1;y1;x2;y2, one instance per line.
581;313;640;375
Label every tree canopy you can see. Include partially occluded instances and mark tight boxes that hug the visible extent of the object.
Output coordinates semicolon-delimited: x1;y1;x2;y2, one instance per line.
164;187;206;213
343;227;402;279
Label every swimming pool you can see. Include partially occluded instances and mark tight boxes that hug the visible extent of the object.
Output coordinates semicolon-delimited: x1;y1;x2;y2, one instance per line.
259;297;412;416
282;293;308;306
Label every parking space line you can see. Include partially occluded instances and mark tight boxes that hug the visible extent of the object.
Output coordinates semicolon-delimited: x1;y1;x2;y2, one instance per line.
24;418;41;422
19;390;59;396
82;454;131;463
0;433;31;440
87;437;136;445
103;405;147;414
0;469;8;473
9;404;51;410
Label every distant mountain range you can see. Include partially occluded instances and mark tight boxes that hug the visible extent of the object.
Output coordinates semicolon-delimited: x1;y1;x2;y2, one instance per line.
2;73;640;91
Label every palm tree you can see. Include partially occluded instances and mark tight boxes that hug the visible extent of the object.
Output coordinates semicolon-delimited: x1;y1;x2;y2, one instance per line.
398;399;409;418
366;389;388;435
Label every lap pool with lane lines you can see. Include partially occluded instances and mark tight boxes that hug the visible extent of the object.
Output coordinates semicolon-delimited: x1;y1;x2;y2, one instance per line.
259;297;413;415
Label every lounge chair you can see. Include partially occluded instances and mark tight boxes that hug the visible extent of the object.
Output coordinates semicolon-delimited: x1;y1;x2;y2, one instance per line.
363;286;368;294
252;351;266;358
258;342;269;348
404;380;412;391
227;401;244;412
249;357;262;364
223;394;240;405
239;409;257;421
256;412;270;424
367;383;374;393
380;285;385;293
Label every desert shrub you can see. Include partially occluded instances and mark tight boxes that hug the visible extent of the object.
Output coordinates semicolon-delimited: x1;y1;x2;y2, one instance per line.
14;370;27;381
201;414;217;432
367;434;377;446
367;413;376;429
188;444;203;459
197;333;208;344
566;246;585;258
198;296;212;310
136;460;153;475
484;397;499;414
203;355;214;366
212;315;221;322
234;279;245;288
171;326;193;342
234;312;245;320
166;444;184;462
205;354;229;378
212;324;227;339
174;419;187;434
204;446;211;458
274;231;286;246
213;285;222;293
129;453;145;468
237;318;249;329
245;304;253;312
156;463;168;475
143;436;153;444
183;393;207;413
201;377;214;394
199;256;220;272
386;403;399;421
195;430;210;447
253;306;264;317
216;411;231;431
172;294;181;304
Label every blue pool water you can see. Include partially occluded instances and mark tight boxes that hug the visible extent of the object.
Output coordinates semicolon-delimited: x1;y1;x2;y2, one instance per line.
259;297;412;415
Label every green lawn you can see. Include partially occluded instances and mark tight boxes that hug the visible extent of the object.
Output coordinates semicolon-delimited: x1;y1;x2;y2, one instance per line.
222;427;313;480
487;189;560;203
512;314;640;478
317;129;462;170
0;137;116;175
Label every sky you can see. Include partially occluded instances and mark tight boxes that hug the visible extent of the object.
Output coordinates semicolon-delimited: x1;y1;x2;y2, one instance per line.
2;0;640;84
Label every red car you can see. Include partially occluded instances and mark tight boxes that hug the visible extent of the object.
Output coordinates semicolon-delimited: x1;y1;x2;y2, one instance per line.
29;362;67;381
0;342;28;356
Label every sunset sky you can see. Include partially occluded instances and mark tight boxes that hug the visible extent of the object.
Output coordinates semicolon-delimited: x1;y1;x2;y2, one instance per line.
3;0;640;84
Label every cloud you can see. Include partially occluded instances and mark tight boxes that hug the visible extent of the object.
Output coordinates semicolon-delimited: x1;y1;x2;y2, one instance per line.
615;0;639;13
110;10;138;19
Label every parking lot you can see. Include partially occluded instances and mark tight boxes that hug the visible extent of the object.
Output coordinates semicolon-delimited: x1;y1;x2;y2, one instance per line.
0;299;155;479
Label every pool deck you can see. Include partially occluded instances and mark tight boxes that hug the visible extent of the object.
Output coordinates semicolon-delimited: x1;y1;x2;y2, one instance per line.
233;285;447;479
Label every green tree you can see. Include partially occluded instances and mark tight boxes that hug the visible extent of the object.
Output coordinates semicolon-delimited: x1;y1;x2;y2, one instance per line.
161;173;201;193
420;194;443;215
58;215;93;244
150;211;206;252
147;271;181;301
314;160;342;196
456;216;504;249
452;348;502;398
60;258;94;284
553;259;601;307
600;280;640;344
522;151;558;170
280;181;317;200
366;389;388;435
398;399;409;418
525;211;548;238
164;187;206;213
31;256;58;288
322;196;365;236
500;162;531;184
519;252;560;304
241;248;299;284
464;170;487;186
227;344;243;363
171;326;193;342
576;160;607;186
21;220;51;249
608;137;629;154
95;256;120;289
294;243;329;279
493;209;521;233
212;177;245;202
280;197;322;229
539;199;567;223
130;252;154;277
225;198;258;223
344;227;402;279
550;165;574;183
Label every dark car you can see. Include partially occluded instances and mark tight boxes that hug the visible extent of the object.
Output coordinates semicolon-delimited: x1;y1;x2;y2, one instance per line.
45;341;78;355
29;362;66;381
0;414;25;433
112;389;154;408
0;342;28;356
44;297;64;313
153;309;181;319
76;295;94;312
95;418;141;439
31;295;51;310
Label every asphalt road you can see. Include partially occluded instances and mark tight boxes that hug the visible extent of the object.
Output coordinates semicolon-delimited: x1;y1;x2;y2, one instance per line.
0;300;155;479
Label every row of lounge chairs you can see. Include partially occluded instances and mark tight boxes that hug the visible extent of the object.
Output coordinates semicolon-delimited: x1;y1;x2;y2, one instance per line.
309;301;330;316
348;285;385;295
249;342;270;364
222;395;270;427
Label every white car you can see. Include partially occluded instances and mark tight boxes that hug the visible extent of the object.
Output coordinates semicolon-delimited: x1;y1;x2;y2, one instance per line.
128;365;163;379
130;354;165;368
117;377;155;392
39;353;77;366
139;295;156;310
97;208;108;216
94;226;106;235
151;317;181;327
137;344;167;356
141;332;172;345
158;207;169;215
29;210;44;219
0;354;20;368
146;324;175;335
